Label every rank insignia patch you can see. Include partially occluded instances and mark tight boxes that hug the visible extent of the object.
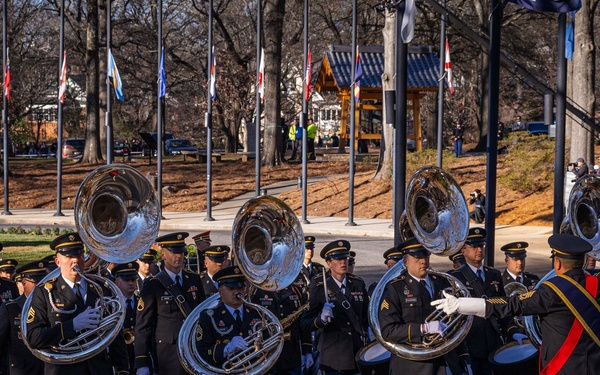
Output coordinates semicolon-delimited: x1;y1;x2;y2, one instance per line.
381;299;389;310
26;307;35;323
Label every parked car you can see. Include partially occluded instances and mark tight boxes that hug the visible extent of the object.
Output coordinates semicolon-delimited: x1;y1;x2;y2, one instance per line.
61;138;85;159
165;138;198;155
140;132;175;156
526;122;549;136
114;140;128;156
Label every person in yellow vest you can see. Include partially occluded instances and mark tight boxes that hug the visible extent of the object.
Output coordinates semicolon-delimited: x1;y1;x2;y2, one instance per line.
307;118;317;160
289;117;299;160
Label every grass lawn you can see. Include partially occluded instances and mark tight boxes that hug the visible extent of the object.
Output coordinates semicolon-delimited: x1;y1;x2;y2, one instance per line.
0;234;55;264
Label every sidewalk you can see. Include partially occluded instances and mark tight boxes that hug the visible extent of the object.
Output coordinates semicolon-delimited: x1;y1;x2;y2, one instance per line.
0;176;554;255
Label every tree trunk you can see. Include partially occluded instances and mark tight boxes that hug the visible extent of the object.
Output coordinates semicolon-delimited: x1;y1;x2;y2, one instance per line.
373;9;395;180
473;0;490;152
82;0;101;163
262;0;285;167
99;0;107;159
569;1;595;165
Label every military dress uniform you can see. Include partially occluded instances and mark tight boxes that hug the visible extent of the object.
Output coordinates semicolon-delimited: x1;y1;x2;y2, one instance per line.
0;260;48;375
136;248;157;292
379;239;470;375
449;229;519;373
500;242;540;291
501;271;539;290
134;232;206;375
112;263;140;375
300;241;369;374
0;259;18;280
251;282;311;373
0;258;19;304
199;245;230;297
25;233;129;375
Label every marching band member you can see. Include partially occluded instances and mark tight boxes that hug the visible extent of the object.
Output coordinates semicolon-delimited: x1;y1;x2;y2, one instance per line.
25;232;129;375
112;262;140;375
368;246;403;296
449;252;466;271
300;236;323;284
500;242;540;290
433;233;600;374
199;245;230;297
378;237;470;374
0;258;18;280
301;240;369;375
0;260;48;375
135;248;157;292
0;256;19;303
448;228;524;375
135;232;206;375
192;231;211;274
251;278;313;374
196;265;263;367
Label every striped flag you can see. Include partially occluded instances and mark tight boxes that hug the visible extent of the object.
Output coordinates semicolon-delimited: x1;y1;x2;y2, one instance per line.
508;0;580;12
565;11;575;60
108;49;124;101
353;47;363;104
401;0;417;43
258;48;264;103
304;48;312;102
3;49;10;101
445;39;454;95
158;48;166;98
58;51;68;103
210;46;216;101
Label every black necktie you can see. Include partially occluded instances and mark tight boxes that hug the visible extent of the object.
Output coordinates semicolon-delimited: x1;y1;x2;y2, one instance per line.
477;269;484;284
175;275;182;288
126;298;133;311
420;280;431;297
341;284;346;295
74;282;84;303
234;309;242;325
516;276;522;284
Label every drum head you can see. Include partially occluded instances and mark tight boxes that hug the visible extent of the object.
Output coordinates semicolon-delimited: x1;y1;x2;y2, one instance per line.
356;341;391;375
489;339;538;375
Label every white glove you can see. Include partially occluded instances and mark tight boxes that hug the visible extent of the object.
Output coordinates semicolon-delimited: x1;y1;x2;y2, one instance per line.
73;308;101;331
304;353;314;369
136;367;150;375
224;336;248;356
320;302;334;323
512;333;528;345
421;320;447;336
431;292;486;318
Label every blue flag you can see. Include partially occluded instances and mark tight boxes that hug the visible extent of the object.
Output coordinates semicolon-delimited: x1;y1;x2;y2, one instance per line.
159;48;166;98
565;11;575;60
108;49;124;101
507;0;580;13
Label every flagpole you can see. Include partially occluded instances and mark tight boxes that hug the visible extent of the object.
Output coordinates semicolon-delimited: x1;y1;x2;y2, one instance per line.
54;0;65;216
157;0;163;217
204;0;215;221
1;0;10;216
300;0;309;224
553;13;567;234
254;0;261;196
347;0;357;227
484;0;502;267
106;0;113;165
436;0;446;168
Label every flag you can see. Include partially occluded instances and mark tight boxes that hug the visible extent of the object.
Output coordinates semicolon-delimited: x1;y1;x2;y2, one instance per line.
507;0;580;12
108;49;124;101
258;48;264;102
158;48;166;98
304;48;312;102
210;46;216;101
3;49;10;101
401;0;417;43
565;11;575;60
353;47;363;104
444;39;455;95
58;51;68;103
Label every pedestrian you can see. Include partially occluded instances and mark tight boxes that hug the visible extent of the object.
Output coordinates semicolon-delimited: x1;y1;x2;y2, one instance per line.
452;119;464;158
572;158;589;181
468;189;485;224
512;116;525;131
307;118;317;160
289;118;300;161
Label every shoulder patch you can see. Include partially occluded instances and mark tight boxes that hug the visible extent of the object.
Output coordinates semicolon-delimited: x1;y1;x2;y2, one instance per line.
26;307;35;323
137;298;145;312
519;291;535;300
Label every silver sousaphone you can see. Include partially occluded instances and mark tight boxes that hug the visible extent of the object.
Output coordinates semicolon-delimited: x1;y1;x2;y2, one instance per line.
21;164;160;363
370;166;473;361
178;195;305;375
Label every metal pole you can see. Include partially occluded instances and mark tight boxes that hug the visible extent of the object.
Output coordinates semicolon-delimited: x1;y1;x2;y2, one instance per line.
157;0;163;217
1;0;9;215
484;0;502;267
54;0;65;216
301;0;309;224
106;0;112;165
436;0;446;168
254;0;261;196
204;0;214;221
347;0;357;227
393;4;408;246
553;13;567;234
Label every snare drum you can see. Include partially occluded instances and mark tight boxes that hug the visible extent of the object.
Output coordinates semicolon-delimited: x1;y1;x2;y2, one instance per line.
488;339;538;375
355;341;391;375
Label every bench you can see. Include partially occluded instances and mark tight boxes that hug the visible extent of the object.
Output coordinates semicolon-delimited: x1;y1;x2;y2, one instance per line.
181;151;222;163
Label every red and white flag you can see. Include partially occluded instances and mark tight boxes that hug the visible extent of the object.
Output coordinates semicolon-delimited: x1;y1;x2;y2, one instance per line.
258;48;264;103
304;48;312;102
3;48;10;101
58;51;68;103
444;38;454;95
